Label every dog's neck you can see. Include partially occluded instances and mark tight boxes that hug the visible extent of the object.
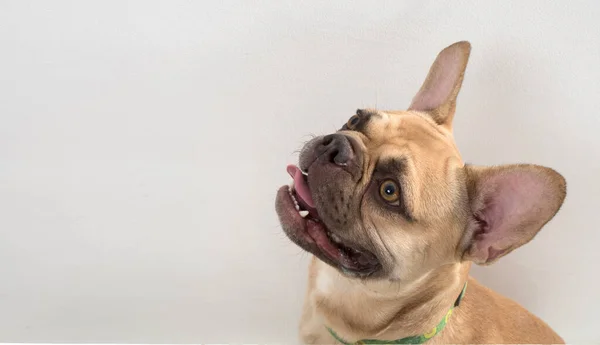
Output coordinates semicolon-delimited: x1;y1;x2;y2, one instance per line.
310;258;471;342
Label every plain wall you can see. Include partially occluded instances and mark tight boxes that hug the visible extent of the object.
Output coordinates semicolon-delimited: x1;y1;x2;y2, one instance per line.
1;0;598;343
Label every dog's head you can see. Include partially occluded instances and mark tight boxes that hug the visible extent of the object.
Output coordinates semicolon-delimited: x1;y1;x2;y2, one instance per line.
275;41;566;281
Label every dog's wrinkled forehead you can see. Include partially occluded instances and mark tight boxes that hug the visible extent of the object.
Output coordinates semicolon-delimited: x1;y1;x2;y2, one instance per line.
340;108;454;151
340;109;378;133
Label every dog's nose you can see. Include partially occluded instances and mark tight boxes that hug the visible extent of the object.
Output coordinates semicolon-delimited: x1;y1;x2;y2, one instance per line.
317;134;355;166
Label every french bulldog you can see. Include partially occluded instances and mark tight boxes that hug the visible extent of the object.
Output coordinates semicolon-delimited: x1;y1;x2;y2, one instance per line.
275;41;566;344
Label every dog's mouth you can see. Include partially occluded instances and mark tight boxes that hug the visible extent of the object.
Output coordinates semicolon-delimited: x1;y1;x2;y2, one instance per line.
275;165;381;276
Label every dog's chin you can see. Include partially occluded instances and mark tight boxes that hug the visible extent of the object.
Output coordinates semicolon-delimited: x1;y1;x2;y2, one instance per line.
275;173;381;278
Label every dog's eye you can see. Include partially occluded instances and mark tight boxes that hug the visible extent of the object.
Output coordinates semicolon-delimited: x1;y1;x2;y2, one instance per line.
346;115;360;129
379;180;400;205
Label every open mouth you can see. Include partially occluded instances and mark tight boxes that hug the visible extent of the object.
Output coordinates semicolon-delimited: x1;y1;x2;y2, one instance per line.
275;164;380;276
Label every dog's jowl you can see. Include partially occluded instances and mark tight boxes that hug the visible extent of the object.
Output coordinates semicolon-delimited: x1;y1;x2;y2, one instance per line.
275;41;566;344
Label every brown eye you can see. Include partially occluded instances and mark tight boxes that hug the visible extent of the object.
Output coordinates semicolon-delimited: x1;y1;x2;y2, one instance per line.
379;180;400;204
347;115;360;129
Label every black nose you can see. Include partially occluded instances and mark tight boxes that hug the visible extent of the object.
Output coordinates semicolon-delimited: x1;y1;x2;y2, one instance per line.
317;134;355;166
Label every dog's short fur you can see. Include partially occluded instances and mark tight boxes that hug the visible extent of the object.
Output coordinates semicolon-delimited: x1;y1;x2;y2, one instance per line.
275;41;566;344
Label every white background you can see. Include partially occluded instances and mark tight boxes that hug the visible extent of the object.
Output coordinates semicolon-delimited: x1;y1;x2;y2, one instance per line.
1;0;598;343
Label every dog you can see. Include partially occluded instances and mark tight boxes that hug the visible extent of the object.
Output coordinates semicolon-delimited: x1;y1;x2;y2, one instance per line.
274;41;566;344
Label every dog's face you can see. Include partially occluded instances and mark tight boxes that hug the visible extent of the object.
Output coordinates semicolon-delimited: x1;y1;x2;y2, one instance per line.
275;42;566;281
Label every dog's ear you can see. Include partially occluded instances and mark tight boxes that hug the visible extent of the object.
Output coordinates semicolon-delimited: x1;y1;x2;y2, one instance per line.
409;41;471;130
461;164;566;265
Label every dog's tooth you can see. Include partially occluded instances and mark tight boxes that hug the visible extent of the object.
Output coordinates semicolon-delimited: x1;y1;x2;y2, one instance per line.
330;233;342;244
299;210;309;218
289;189;299;204
295;204;300;211
301;169;308;176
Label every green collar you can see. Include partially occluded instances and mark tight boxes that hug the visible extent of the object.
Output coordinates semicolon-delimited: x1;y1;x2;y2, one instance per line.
326;282;467;345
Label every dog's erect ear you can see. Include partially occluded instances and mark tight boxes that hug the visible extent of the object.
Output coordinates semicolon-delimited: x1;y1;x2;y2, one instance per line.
462;165;566;265
409;41;471;130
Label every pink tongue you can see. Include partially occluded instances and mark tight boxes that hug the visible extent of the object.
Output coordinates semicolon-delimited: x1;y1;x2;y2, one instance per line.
306;220;343;261
286;165;315;208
